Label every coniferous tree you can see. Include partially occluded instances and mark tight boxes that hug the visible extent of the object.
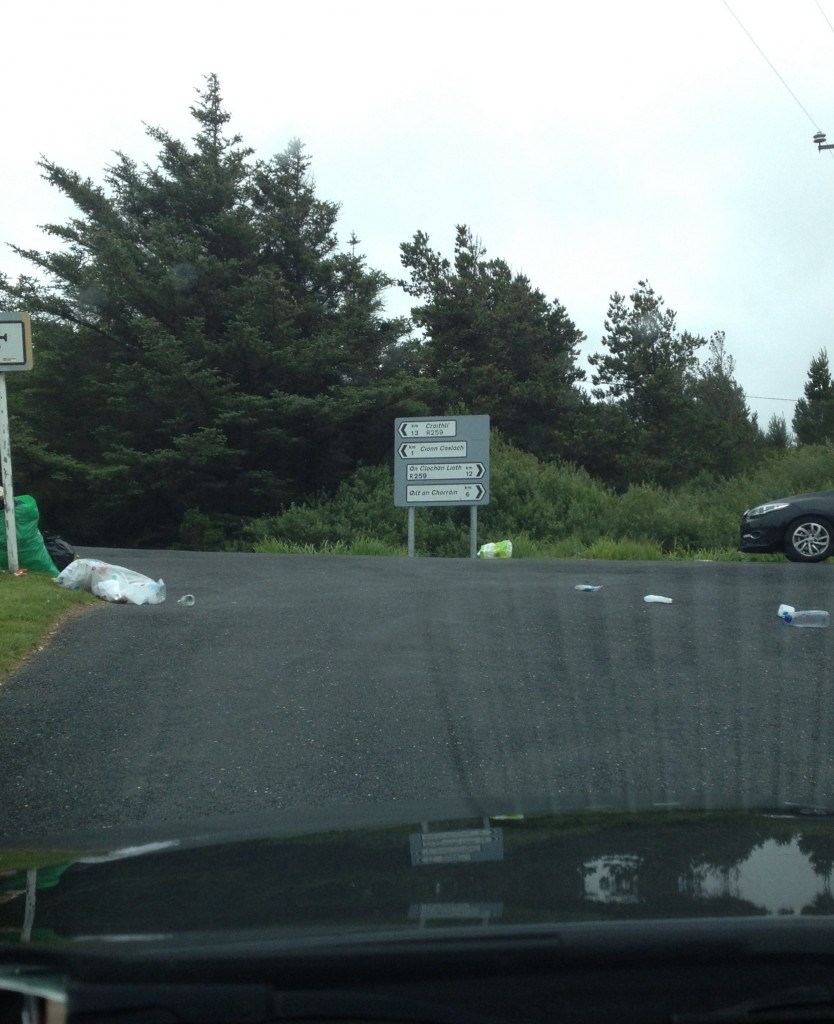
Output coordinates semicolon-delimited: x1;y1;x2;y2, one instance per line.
792;349;834;446
399;225;586;460
588;283;760;486
764;414;791;449
689;331;761;477
0;76;417;545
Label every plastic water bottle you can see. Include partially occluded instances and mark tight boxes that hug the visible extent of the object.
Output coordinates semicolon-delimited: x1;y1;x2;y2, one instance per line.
782;609;829;628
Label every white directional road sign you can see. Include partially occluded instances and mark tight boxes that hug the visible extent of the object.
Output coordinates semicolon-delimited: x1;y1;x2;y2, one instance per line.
398;441;467;459
406;462;485;481
0;313;32;371
397;419;458;438
406;483;486;503
394;415;489;507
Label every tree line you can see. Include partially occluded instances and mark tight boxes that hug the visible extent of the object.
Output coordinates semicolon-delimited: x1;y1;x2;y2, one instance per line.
0;76;815;548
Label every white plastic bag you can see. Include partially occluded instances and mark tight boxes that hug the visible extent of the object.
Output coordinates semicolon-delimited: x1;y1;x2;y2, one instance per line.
54;558;98;591
55;558;166;605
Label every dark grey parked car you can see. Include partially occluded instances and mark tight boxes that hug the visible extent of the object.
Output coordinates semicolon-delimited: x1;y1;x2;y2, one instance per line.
740;489;834;562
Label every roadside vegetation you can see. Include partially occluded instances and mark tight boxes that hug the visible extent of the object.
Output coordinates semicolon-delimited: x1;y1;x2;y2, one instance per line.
1;76;832;564
1;76;825;557
0;573;97;683
249;436;833;559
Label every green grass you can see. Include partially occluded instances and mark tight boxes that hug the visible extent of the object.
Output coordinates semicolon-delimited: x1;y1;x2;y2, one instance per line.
0;571;98;682
253;535;408;557
253;534;782;561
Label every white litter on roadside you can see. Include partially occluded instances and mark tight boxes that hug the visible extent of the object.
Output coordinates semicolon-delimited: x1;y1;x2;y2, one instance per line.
55;558;166;605
644;594;673;604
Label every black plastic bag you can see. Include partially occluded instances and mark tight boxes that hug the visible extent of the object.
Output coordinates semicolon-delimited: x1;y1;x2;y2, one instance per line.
42;532;76;571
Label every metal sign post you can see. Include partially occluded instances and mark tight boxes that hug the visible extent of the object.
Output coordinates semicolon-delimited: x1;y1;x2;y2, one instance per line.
394;416;490;558
0;313;34;574
0;376;19;571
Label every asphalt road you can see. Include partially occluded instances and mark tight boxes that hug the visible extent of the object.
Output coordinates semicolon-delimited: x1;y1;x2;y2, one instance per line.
0;550;832;842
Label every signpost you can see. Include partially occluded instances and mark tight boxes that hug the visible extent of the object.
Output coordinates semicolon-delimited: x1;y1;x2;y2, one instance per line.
0;313;33;573
394;415;490;557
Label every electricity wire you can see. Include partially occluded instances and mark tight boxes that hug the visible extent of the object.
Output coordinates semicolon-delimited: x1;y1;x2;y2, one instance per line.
747;395;799;402
814;0;834;40
721;0;822;131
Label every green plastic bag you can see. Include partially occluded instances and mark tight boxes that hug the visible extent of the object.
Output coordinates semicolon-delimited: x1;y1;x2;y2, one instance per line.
478;539;513;559
0;495;59;574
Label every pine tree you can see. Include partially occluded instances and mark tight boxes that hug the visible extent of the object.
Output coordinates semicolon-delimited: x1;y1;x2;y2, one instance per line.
0;75;414;545
764;414;791;449
399;225;586;460
588;281;704;487
792;348;834;446
689;331;762;477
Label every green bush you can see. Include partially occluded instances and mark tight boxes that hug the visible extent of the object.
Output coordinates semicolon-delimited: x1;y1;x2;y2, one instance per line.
245;436;834;559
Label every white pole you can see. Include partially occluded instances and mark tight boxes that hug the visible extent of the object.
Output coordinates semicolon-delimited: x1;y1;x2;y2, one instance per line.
0;374;19;572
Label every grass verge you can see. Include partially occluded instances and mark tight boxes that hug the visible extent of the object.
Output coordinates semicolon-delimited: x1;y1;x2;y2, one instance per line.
0;571;99;683
253;533;781;561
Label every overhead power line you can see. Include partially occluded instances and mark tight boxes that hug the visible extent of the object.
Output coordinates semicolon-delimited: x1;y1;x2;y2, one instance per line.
721;0;822;130
747;395;799;402
815;0;834;40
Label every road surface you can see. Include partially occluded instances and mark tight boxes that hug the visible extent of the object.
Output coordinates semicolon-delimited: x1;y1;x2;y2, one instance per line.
0;550;831;842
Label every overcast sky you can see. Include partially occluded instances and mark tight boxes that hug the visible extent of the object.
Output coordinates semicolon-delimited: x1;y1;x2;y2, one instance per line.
4;0;834;431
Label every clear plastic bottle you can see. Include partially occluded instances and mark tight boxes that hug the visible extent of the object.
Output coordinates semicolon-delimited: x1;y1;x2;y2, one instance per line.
782;609;830;628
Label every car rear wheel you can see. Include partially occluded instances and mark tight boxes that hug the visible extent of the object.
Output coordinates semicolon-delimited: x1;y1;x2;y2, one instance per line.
784;517;834;562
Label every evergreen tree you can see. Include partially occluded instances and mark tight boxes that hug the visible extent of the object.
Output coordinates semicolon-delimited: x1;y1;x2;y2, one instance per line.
689;331;762;477
764;413;791;449
588;281;704;487
399;225;586;460
0;75;416;545
792;348;834;446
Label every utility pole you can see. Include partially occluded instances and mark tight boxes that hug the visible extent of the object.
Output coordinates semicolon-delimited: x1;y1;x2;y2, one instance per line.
814;131;834;152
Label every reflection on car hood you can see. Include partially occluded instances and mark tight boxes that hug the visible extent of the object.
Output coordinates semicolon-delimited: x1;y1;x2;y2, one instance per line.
773;490;834;505
2;804;834;949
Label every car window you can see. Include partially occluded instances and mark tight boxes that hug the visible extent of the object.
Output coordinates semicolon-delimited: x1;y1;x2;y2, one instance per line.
2;4;834;1020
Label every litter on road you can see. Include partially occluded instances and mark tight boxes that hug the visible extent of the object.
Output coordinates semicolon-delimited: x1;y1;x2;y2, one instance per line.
644;595;673;604
55;558;166;605
478;540;513;558
778;603;830;628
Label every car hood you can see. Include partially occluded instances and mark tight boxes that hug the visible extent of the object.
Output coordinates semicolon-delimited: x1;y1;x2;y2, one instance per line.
2;803;834;951
768;490;834;506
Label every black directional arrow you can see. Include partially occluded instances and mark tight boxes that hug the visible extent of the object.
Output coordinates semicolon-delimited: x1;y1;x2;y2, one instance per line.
397;420;456;438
